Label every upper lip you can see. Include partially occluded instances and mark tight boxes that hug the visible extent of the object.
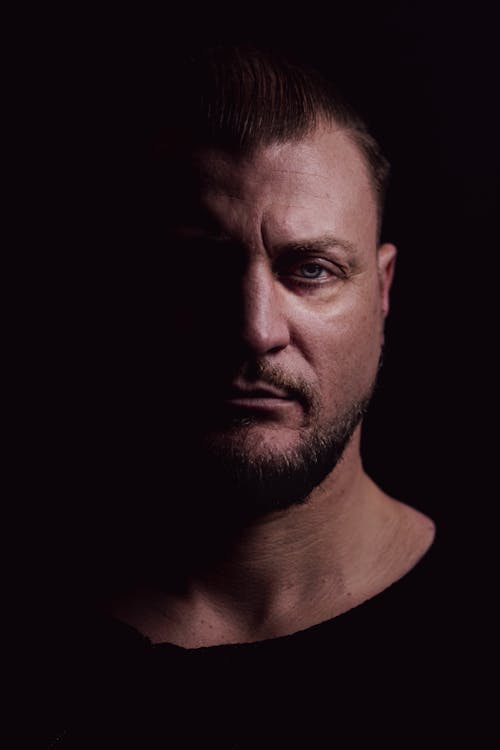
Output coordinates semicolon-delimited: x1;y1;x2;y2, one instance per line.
226;382;292;399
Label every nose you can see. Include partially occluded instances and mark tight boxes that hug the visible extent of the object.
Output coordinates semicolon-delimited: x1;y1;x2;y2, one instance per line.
238;259;291;356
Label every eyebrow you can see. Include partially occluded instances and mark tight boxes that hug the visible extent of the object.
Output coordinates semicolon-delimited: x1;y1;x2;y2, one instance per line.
172;227;359;262
273;235;359;258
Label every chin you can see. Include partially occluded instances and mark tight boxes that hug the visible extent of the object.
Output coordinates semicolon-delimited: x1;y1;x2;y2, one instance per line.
206;421;305;457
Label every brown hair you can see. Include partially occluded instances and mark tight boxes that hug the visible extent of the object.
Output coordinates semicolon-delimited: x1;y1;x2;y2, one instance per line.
150;44;390;236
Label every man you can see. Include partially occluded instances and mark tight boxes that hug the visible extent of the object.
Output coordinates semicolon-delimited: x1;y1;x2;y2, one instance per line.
43;44;457;748
105;44;435;650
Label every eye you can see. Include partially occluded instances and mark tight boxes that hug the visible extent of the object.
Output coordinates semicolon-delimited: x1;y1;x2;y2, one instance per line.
296;262;329;280
282;259;336;285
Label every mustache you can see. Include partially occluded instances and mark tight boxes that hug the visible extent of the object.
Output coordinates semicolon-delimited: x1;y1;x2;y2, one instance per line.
238;360;317;410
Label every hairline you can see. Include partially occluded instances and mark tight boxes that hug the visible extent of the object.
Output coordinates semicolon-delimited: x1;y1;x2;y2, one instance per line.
206;116;383;242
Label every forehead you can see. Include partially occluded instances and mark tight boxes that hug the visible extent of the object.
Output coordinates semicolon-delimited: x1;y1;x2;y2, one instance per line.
176;125;378;250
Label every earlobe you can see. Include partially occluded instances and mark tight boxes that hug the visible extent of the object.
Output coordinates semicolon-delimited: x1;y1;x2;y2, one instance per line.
377;243;397;317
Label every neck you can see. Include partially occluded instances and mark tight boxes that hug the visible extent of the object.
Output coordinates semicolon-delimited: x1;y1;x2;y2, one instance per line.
182;435;368;606
107;428;435;647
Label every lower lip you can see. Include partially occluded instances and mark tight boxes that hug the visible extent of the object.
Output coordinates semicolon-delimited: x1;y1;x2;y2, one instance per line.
224;397;294;409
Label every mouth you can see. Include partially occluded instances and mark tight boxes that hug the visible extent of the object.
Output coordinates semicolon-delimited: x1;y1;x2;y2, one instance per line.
222;385;295;411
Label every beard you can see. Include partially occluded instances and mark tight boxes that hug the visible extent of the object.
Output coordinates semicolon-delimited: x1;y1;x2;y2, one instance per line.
193;400;369;520
96;354;382;591
169;356;382;525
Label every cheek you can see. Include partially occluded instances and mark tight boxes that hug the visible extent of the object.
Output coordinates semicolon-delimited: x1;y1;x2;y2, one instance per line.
293;291;383;407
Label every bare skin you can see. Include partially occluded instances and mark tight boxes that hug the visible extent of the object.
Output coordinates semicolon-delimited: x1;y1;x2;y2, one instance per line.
110;123;435;648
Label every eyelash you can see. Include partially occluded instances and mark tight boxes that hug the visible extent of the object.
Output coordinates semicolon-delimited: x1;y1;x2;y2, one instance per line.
280;261;337;289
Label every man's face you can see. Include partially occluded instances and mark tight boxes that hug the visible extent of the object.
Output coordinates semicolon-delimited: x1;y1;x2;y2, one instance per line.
156;124;396;517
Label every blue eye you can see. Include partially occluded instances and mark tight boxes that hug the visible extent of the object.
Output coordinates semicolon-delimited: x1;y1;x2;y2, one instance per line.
298;263;327;279
276;257;338;292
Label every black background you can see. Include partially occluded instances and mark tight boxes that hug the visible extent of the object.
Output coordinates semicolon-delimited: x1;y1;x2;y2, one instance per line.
14;2;496;605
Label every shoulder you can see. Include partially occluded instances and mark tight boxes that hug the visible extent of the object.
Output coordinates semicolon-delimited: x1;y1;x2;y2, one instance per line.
392;495;436;567
28;606;152;747
367;478;436;579
341;482;437;617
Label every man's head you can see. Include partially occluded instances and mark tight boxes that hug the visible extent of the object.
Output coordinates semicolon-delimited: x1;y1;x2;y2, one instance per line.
147;44;390;239
138;45;396;521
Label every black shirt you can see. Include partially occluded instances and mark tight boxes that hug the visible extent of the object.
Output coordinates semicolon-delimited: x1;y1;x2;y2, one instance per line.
32;538;481;748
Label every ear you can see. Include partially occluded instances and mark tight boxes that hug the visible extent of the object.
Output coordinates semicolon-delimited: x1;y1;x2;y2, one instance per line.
377;243;397;318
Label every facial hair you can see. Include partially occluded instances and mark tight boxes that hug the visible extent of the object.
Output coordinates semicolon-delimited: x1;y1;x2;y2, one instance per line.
94;355;382;591
169;355;382;525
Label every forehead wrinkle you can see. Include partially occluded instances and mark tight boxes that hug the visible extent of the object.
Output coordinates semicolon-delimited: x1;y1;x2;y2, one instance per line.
205;189;261;207
197;161;355;209
204;188;336;210
265;167;337;180
265;168;370;204
205;190;344;208
201;161;366;208
197;159;337;199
